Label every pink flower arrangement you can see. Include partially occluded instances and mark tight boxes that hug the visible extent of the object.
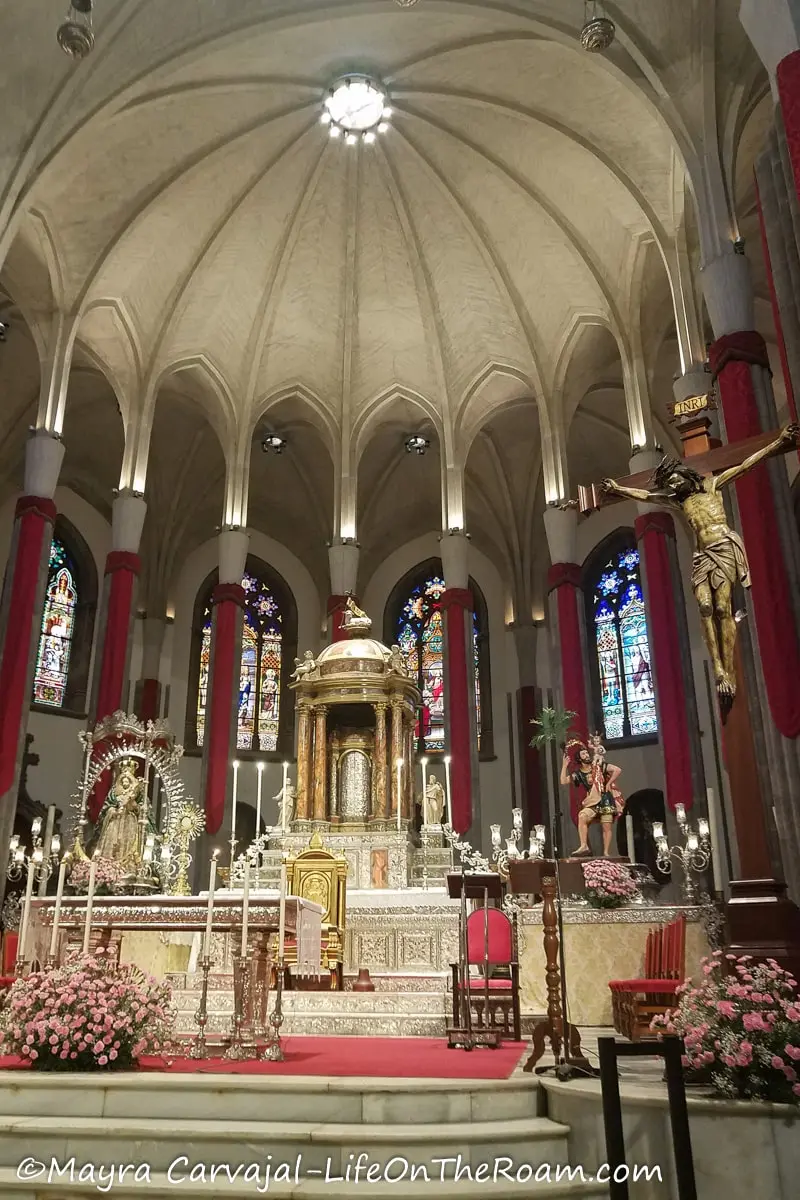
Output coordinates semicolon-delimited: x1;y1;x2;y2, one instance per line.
581;859;637;909
69;856;127;895
0;950;174;1071
652;952;800;1104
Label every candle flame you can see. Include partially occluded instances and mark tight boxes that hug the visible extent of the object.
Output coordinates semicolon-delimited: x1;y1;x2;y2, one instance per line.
444;755;451;765
212;848;221;859
232;760;240;770
257;761;265;772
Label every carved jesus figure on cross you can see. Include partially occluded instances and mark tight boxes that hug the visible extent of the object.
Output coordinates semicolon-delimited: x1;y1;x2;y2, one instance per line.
601;424;798;703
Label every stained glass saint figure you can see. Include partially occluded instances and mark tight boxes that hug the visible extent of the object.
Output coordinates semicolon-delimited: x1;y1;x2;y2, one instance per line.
196;568;283;751
591;546;657;741
33;538;78;707
397;573;481;753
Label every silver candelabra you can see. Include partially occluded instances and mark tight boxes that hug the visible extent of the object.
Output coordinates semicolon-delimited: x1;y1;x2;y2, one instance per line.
653;803;711;904
490;809;546;880
8;818;61;886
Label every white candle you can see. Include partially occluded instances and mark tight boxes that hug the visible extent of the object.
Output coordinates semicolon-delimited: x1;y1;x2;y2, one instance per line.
231;760;240;861
278;860;287;961
240;860;251;957
396;759;403;831
419;757;427;823
49;857;69;960
203;852;219;960
444;755;452;826
706;787;724;893
82;856;98;956
17;858;36;968
626;813;635;863
281;761;289;833
38;805;57;898
255;763;264;838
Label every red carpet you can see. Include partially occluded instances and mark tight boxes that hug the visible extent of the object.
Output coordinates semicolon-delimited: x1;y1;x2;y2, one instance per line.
0;1038;526;1079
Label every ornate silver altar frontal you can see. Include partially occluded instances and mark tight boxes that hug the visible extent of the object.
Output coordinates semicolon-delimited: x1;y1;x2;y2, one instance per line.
518;903;706;926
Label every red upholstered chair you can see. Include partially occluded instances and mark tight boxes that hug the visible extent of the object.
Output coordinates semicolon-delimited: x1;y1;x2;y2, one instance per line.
451;907;521;1041
609;915;686;1040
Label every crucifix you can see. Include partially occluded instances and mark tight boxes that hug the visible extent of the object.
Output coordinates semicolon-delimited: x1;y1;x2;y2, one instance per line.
573;414;798;709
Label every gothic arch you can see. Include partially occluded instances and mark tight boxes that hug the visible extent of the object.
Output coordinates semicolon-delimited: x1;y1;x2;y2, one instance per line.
185;554;298;758
582;529;658;747
31;515;98;716
384;557;494;760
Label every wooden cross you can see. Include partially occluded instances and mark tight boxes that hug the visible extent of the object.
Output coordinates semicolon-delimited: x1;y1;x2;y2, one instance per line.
575;428;796;515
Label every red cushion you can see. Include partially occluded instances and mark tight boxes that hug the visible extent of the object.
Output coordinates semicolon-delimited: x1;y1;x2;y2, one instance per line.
609;978;682;992
466;978;513;990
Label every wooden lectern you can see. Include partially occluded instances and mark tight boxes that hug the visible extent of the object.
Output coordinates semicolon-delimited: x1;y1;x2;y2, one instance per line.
508;858;592;1074
446;869;503;1050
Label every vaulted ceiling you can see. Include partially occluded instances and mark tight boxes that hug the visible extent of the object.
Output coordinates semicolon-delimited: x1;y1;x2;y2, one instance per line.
0;1;776;617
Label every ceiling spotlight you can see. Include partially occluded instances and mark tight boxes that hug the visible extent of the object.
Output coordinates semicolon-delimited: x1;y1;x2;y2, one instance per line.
363;131;376;145
382;106;394;118
0;320;8;343
733;236;746;255
329;125;341;138
57;0;95;59
261;434;287;455
323;74;391;144
579;1;616;52
393;0;421;7
405;434;430;456
378;122;389;134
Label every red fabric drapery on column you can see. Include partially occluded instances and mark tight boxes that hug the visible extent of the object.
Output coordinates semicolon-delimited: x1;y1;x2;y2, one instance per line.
327;595;351;642
710;332;800;739
547;562;588;823
518;685;543;826
755;177;797;423
88;551;141;821
634;512;694;812
137;679;160;723
777;52;800;214
203;583;246;836
441;588;473;834
0;497;56;796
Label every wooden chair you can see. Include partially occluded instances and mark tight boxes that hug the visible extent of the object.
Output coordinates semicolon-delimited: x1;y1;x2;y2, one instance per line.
609;915;686;1040
451;907;521;1041
284;831;347;990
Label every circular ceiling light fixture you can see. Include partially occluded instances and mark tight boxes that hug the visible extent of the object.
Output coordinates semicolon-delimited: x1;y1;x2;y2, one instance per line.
261;433;287;455
322;75;392;144
404;435;430;456
579;1;616;52
57;0;95;59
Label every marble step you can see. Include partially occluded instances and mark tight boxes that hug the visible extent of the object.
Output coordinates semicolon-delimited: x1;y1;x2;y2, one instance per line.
170;983;448;1013
0;1113;571;1177
0;1074;541;1125
0;1167;609;1198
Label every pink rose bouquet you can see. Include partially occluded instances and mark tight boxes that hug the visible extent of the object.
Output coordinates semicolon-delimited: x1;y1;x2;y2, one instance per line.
652;952;800;1104
582;858;637;909
69;856;127;895
0;951;174;1071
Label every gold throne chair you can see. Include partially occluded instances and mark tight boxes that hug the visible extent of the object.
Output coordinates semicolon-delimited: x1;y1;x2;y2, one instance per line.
285;831;348;990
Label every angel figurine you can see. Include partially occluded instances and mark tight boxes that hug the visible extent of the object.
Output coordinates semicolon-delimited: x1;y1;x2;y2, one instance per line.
291;650;317;681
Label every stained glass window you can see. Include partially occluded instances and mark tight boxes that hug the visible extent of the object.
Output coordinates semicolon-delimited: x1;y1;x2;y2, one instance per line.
33;538;78;708
590;545;657;741
196;570;283;752
396;574;482;753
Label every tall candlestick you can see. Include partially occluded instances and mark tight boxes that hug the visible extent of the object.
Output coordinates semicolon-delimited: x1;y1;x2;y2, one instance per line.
17;859;36;967
231;760;240;863
240;860;251;957
203;851;219;960
396;758;403;831
625;813;635;863
82;856;98;956
278;860;287;961
706;786;724;892
255;763;264;839
281;761;289;833
49;856;69;960
78;733;93;829
38;805;57;898
443;755;452;826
